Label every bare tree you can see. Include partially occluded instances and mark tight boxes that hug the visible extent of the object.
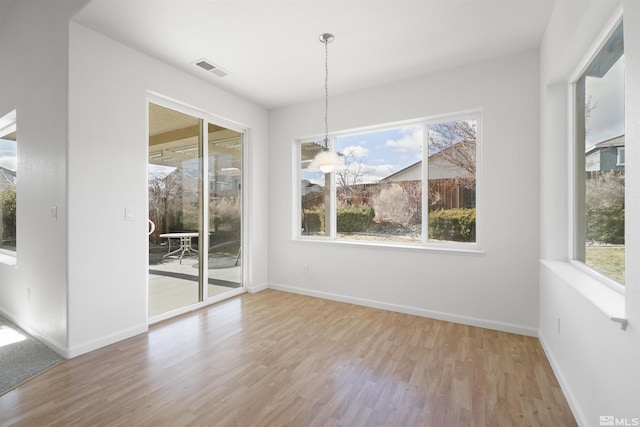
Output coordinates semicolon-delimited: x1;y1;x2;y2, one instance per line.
335;149;371;206
428;120;477;186
148;169;183;243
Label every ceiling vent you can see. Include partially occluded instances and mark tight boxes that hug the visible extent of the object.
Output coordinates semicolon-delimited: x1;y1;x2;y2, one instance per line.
194;59;230;78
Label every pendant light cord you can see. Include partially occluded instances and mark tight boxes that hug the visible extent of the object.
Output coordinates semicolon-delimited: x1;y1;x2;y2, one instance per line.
324;37;330;149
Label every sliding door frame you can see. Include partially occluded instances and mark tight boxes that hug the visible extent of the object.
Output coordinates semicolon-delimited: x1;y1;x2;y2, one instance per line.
146;92;248;324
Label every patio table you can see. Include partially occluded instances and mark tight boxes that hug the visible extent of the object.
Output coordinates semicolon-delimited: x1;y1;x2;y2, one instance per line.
160;232;199;264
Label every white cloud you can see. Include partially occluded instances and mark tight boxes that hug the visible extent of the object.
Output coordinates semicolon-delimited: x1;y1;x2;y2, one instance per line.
341;145;369;159
384;127;422;158
342;162;395;184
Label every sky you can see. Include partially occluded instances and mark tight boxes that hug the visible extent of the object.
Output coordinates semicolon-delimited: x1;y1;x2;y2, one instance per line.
0;138;17;172
303;125;423;186
586;55;625;146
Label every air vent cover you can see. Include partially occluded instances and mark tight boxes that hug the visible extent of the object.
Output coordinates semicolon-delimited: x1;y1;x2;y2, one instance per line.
194;59;230;78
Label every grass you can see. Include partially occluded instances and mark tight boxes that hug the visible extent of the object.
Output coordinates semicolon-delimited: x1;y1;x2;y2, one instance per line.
585;246;625;285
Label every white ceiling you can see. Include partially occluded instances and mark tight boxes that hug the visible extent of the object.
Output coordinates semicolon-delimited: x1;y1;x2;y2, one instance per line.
72;0;556;110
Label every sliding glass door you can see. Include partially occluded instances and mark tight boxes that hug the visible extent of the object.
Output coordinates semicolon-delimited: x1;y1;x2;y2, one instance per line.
147;102;243;319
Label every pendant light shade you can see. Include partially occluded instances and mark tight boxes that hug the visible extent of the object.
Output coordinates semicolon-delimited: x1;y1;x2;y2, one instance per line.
309;149;343;173
308;33;344;174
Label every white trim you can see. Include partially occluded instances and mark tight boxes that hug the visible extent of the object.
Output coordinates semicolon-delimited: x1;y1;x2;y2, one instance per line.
148;288;246;325
145;92;248;323
0;109;16;137
294;110;482;250
0;250;16;266
616;146;625;166
247;282;268;293
541;260;624;320
146;92;246;134
268;282;537;337
568;8;624;86
538;331;586;426
67;323;149;359
293;236;483;256
567;11;626;290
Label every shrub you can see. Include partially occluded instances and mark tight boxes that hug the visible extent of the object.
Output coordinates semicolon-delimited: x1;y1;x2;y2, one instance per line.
429;208;475;242
302;210;324;234
587;205;624;244
0;185;16;242
337;205;375;232
373;183;415;226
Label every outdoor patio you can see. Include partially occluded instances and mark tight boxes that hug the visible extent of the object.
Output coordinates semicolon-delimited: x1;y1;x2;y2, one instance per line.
148;250;241;317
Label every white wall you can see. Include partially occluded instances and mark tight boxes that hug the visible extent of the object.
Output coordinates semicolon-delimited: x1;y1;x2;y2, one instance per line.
539;0;640;424
0;0;89;354
268;50;541;335
66;23;269;356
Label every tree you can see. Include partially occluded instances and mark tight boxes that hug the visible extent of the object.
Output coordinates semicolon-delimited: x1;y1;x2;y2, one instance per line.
335;148;371;207
428;120;477;179
0;184;16;247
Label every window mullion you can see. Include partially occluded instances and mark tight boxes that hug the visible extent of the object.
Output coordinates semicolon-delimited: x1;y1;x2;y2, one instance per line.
330;136;338;239
422;123;429;245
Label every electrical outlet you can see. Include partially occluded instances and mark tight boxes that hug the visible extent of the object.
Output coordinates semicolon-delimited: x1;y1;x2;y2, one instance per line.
27;288;31;302
302;264;309;273
557;318;561;335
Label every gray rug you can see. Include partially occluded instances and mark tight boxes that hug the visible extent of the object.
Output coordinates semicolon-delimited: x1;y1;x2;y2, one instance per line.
0;316;63;395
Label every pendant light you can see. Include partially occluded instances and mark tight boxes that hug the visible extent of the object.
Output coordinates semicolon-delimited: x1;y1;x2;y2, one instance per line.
309;33;344;174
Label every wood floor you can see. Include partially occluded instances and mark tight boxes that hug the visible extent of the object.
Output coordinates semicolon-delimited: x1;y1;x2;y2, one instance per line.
0;290;576;426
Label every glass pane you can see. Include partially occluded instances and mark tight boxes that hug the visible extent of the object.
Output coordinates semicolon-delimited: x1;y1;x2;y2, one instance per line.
0;121;16;253
301;141;330;237
208;123;243;297
335;126;423;243
427;119;477;243
578;22;625;284
148;103;202;317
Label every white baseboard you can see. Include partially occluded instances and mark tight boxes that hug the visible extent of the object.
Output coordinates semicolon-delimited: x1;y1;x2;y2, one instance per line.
538;331;585;426
267;282;538;337
66;324;148;359
247;282;268;294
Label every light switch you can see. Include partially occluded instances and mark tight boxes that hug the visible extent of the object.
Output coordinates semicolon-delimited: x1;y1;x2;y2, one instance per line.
51;206;57;220
125;207;135;221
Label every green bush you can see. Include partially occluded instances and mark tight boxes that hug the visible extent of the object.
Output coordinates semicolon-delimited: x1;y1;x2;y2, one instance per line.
337;205;375;233
302;210;324;234
587;205;624;244
429;208;475;242
0;185;16;242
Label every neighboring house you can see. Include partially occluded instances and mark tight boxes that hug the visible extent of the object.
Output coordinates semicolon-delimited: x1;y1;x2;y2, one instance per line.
382;142;475;182
585;134;625;172
381;142;476;210
301;179;322;196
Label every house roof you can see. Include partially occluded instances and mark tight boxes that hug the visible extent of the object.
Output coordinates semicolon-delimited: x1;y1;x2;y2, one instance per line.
380;143;473;182
586;134;624;155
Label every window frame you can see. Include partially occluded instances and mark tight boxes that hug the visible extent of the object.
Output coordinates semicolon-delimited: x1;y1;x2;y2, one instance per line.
293;110;483;253
568;16;625;293
616;147;625;166
0;109;17;265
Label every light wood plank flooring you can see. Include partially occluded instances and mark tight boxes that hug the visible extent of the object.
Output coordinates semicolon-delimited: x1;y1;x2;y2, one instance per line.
0;290;576;426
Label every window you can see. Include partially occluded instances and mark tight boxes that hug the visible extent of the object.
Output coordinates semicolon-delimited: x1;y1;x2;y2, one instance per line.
617;147;625;166
298;112;479;248
573;21;625;286
0;110;17;257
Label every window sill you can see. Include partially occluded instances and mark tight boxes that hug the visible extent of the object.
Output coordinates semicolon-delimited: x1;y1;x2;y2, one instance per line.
294;236;484;256
540;259;624;319
0;252;17;266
